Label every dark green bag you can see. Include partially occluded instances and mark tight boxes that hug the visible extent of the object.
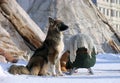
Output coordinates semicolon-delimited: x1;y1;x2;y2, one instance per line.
66;47;96;69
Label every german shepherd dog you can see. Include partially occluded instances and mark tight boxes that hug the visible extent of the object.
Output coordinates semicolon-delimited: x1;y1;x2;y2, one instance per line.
27;17;68;76
8;17;68;76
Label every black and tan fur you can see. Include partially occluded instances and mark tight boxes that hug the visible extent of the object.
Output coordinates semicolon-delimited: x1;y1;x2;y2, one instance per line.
8;65;29;75
8;17;68;76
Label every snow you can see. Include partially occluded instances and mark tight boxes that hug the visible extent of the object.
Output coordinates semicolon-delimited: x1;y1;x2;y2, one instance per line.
0;53;120;83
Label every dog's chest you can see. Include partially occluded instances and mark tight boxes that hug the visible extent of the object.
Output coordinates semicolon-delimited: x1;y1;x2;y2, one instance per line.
57;34;64;53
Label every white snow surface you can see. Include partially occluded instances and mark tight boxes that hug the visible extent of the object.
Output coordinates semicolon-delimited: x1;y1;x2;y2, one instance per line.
0;53;120;83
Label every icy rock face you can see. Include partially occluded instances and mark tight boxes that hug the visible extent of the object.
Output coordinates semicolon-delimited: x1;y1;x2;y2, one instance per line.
17;0;119;53
0;13;31;58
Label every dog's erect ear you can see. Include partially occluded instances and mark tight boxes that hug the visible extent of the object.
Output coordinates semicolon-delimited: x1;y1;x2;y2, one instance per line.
49;17;55;25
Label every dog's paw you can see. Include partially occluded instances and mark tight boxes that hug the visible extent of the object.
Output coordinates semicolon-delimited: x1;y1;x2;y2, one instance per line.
58;73;64;76
56;71;64;76
61;67;68;72
52;74;57;77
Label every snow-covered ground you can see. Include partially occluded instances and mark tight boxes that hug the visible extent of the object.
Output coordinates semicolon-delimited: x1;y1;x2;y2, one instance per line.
0;53;120;83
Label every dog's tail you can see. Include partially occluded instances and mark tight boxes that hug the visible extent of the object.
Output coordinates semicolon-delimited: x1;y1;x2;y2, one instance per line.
8;65;30;75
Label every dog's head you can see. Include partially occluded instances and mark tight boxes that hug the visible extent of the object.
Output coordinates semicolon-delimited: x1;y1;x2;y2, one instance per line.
48;17;69;32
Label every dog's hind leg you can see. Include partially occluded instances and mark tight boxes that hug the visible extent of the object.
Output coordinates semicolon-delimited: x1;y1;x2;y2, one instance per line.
30;64;40;75
39;62;49;76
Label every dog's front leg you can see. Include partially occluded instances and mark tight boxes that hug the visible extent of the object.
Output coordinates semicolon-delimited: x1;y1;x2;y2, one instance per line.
56;60;63;76
51;64;56;76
